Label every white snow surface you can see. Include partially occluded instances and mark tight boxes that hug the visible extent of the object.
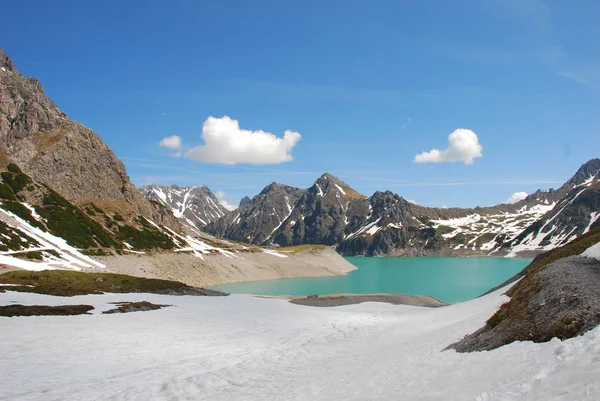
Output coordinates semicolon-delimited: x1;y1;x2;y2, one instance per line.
1;285;599;401
581;242;600;261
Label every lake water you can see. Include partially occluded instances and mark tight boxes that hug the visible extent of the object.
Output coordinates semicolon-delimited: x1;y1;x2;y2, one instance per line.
211;257;531;303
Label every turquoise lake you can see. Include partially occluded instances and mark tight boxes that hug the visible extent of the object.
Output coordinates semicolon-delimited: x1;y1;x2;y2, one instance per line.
211;257;531;303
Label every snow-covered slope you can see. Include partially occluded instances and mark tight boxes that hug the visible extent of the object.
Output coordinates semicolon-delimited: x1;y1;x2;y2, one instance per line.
1;285;598;400
0;203;106;271
140;185;228;229
504;173;600;256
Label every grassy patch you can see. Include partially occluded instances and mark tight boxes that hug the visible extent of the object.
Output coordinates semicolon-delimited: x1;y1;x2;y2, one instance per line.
276;244;329;254
0;270;212;297
486;309;506;328
436;225;455;235
0;304;94;317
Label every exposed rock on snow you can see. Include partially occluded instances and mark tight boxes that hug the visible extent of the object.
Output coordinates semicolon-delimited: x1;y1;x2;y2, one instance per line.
451;229;600;352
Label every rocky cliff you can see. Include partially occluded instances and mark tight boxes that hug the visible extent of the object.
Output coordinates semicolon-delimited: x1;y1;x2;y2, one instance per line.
0;48;178;230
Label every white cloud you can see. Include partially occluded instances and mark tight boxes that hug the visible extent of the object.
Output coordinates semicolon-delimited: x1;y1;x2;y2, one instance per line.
216;190;237;211
414;129;483;165
407;199;417;204
506;191;528;204
159;135;182;150
185;116;301;164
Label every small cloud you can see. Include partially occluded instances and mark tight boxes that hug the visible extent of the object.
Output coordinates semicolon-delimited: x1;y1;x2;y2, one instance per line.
144;176;155;185
216;190;237;211
185;116;301;165
414;128;483;165
159;135;182;150
159;112;168;116
441;205;448;209
407;199;417;204
506;191;528;204
401;117;413;130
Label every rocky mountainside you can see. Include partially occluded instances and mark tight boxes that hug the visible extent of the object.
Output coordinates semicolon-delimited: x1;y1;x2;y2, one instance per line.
140;185;228;229
205;159;600;257
206;182;306;244
0;48;178;230
502;161;600;256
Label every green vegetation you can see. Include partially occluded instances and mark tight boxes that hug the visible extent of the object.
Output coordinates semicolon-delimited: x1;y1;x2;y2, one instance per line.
91;204;104;214
0;220;39;251
82;249;111;256
36;189;120;249
0;201;45;229
6;163;22;174
12;251;44;260
0;304;94;317
113;214;124;222
0;183;17;200
486;310;506;328
117;223;174;250
0;270;211;297
1;170;32;194
435;225;455;235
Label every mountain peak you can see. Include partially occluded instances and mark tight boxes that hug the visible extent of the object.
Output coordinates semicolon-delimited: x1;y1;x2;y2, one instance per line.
0;48;15;72
313;173;365;199
568;158;600;186
239;196;251;207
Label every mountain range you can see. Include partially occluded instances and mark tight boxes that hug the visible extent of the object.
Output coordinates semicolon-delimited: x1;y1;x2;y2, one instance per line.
1;45;598;265
143;160;600;257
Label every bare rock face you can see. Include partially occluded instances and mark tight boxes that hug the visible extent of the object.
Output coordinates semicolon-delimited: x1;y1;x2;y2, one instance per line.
0;48;179;230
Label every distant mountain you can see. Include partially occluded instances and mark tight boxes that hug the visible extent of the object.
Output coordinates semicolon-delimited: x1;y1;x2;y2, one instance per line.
205;182;305;244
502;159;600;255
239;196;251;207
205;160;600;257
140;185;228;229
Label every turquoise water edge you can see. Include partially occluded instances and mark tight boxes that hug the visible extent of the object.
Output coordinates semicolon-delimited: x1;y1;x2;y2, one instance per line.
211;257;531;303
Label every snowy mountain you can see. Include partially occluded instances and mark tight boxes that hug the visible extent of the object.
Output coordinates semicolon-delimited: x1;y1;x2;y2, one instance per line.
502;164;600;256
206;182;306;244
206;160;600;257
140;185;228;229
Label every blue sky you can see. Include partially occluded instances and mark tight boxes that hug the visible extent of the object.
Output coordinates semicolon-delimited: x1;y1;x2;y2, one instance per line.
1;0;599;208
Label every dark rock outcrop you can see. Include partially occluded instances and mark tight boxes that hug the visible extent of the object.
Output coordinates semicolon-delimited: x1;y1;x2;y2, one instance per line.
205;182;305;244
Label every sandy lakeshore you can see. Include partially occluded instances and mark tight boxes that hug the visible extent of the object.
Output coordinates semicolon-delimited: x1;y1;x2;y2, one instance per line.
92;247;357;288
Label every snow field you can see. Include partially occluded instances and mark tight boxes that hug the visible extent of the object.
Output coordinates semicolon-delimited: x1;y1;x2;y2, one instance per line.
1;284;598;401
